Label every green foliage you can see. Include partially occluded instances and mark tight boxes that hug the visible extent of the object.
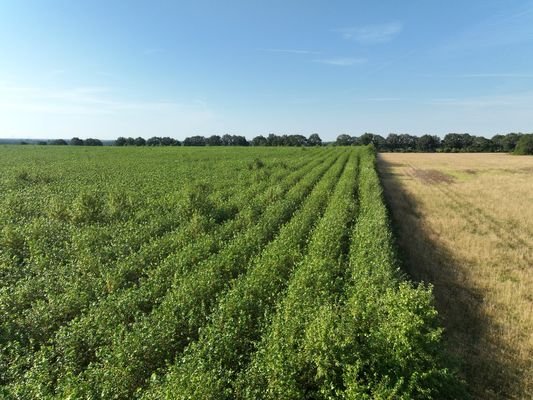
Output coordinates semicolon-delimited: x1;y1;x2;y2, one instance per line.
513;134;533;155
0;145;463;399
247;158;265;170
70;191;106;223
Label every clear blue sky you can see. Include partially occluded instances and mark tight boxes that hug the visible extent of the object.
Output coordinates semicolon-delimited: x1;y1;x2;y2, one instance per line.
1;0;533;141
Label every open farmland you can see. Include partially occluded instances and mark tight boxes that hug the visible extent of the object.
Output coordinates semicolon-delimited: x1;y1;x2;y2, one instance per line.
378;153;533;399
0;146;463;399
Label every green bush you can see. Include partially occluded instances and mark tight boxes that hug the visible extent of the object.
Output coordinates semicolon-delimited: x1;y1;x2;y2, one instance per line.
513;134;533;155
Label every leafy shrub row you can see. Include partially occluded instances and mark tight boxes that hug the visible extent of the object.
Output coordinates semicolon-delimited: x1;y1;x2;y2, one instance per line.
141;150;350;399
2;150;330;397
234;149;360;399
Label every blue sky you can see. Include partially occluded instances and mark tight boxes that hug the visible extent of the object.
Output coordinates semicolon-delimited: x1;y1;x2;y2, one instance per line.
1;0;533;140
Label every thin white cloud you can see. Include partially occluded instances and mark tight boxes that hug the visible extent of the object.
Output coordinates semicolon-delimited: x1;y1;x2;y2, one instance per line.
313;57;367;66
336;22;403;44
261;48;321;55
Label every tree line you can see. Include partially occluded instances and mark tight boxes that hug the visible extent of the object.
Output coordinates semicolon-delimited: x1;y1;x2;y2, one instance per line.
34;138;104;146
37;132;532;154
114;133;323;147
335;132;533;154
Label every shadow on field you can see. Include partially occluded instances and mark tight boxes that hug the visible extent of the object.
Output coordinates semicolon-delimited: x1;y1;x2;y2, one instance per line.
377;156;524;400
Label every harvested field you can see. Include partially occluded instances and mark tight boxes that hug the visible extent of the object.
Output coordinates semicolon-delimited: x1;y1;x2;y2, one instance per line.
378;153;533;400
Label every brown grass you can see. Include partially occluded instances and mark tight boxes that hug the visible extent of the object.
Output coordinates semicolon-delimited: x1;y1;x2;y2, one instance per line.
378;153;533;400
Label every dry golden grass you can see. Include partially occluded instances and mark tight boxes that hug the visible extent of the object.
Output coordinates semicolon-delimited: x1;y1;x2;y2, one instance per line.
378;153;532;400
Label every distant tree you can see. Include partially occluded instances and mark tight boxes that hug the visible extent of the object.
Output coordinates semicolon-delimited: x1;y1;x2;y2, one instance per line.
266;134;281;146
416;135;441;152
351;136;362;146
221;134;233;146
442;133;461;151
371;134;386;150
514;134;533;155
85;138;103;146
308;133;322;146
207;135;223;146
161;136;180;146
336;134;353;146
442;133;473;152
37;141;48;145
183;136;206;146
49;139;68;145
358;133;374;146
491;134;505;152
70;137;84;146
134;137;146;146
470;136;493;152
115;137;127;146
502;133;522;152
397;134;418;151
123;137;134;146
146;136;161;146
286;134;308;146
385;134;401;151
354;133;385;150
251;135;268;146
232;135;249;146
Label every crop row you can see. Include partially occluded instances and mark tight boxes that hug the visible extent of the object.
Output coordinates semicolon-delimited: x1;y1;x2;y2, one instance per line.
234;147;360;399
4;149;340;398
141;145;352;399
1;148;326;389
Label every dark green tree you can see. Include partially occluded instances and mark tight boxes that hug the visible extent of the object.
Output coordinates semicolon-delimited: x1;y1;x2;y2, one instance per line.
70;137;84;146
232;135;249;146
146;137;161;146
417;135;441;152
308;133;322;146
85;138;103;146
385;134;401;151
50;139;68;145
207;135;223;146
286;134;307;146
336;134;353;146
442;133;473;152
514;134;533;155
161;137;180;146
251;135;268;146
134;137;146;146
115;137;127;146
470;136;493;152
183;136;206;146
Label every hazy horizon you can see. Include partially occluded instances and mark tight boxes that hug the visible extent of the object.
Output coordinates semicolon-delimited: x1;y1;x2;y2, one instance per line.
1;1;533;141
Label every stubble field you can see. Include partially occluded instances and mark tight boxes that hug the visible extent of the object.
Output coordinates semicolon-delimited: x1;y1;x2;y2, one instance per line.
378;152;533;400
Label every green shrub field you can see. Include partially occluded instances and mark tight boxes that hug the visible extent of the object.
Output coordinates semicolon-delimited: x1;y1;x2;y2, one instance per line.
0;145;464;399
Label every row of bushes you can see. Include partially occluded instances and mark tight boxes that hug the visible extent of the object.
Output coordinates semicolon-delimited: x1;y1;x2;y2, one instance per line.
57;152;336;399
142;150;351;399
3;151;336;398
